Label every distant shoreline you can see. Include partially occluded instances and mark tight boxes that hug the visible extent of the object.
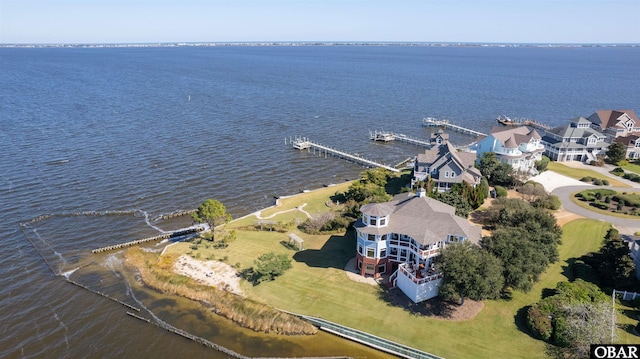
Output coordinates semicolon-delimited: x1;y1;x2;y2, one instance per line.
2;41;639;49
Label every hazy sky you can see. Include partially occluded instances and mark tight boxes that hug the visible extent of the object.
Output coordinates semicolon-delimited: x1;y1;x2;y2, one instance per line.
1;0;639;44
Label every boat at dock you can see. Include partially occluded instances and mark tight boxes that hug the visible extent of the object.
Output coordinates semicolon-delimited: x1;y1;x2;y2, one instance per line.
496;115;522;126
496;115;552;131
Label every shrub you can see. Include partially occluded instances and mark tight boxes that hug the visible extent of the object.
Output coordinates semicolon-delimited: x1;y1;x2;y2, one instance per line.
602;179;609;186
623;173;640;182
494;185;508;197
580;176;593;182
591;201;609;210
611;167;625;176
251;252;292;284
534;195;561;210
527;305;553;340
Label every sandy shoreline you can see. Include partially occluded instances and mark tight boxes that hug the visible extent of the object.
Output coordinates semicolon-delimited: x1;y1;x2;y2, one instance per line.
173;255;243;296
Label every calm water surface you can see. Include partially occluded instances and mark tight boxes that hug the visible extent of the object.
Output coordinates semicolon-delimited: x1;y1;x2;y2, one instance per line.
1;45;638;358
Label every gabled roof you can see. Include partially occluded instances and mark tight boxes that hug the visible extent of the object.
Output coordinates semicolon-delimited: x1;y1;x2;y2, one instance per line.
490;126;541;149
416;142;480;183
355;193;482;246
587;110;638;130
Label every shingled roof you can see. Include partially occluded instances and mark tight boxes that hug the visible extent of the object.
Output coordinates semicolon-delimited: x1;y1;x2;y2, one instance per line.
490;126;541;148
354;192;482;246
587;110;639;130
416;142;480;182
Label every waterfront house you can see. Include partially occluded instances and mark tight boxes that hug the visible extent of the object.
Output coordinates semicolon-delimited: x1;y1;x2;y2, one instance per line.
587;110;640;140
613;134;640;160
412;137;481;192
353;189;482;302
474;126;545;175
540;117;609;163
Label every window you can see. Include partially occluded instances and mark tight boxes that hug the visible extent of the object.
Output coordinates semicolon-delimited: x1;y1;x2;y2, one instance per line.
366;248;375;258
400;249;407;256
370;218;377;225
380;249;387;257
368;234;376;241
380;218;386;226
444;171;449;178
390;247;398;255
358;245;363;255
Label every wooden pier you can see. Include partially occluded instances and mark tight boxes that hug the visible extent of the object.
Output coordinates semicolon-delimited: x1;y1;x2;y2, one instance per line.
91;225;207;254
290;137;400;173
421;117;486;137
369;131;431;148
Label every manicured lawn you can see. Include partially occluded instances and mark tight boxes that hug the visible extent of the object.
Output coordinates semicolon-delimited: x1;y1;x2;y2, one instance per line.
623;162;640;175
547;162;631;188
166;188;637;358
569;190;640;219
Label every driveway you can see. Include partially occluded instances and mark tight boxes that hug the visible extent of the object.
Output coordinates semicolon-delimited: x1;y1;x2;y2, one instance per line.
530;169;640;235
551;185;640;235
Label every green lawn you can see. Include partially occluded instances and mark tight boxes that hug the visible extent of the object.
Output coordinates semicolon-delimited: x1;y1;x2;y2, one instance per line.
547;162;631;188
623;162;640;175
167;188;639;358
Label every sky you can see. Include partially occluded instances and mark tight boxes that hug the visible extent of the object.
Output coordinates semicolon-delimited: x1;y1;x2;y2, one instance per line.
1;0;639;44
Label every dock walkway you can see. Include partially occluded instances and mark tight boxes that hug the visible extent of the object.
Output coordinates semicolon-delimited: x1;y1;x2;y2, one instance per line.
299;314;443;359
422;117;486;137
369;130;431;148
290;137;400;173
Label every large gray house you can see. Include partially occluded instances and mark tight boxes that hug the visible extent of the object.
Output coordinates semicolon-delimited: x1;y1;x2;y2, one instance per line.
540;117;609;162
412;140;481;192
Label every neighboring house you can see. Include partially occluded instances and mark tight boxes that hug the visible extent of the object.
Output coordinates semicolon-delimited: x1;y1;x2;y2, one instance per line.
412;135;481;192
540;117;609;163
474;126;545;175
587;110;640;140
626;236;640;281
614;134;640;160
353;189;482;302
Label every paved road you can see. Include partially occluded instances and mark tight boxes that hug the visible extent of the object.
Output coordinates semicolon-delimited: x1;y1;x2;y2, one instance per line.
551;185;640;235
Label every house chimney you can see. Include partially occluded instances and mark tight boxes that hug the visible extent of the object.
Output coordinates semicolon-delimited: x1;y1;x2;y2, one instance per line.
417;187;426;198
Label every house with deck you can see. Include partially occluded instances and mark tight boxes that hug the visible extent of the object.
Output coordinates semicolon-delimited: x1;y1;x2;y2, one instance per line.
587;110;640;140
474;126;545;175
353;189;482;303
412;136;481;192
540;117;609;163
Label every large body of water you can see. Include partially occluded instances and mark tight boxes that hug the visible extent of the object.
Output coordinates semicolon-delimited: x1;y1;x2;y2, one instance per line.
1;45;638;358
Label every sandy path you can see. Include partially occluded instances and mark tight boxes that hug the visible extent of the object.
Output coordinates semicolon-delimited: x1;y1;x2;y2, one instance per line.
173;255;243;296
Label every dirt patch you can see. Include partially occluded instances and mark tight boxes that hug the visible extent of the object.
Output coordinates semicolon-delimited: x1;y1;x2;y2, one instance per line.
553;209;584;226
173;255;243;296
383;287;484;321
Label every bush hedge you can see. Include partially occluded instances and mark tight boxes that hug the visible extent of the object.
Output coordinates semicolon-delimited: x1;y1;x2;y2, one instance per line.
494;185;508;197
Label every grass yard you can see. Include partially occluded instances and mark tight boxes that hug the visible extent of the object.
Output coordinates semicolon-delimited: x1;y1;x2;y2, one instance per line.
623;161;640;175
547;162;631;188
166;187;640;358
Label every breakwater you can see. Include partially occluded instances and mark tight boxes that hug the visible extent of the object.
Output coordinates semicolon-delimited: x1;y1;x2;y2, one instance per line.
126;311;352;359
66;279;141;312
91;225;207;254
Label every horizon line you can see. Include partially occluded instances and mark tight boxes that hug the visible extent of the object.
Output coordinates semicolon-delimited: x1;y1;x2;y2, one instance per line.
2;41;639;48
